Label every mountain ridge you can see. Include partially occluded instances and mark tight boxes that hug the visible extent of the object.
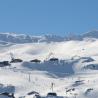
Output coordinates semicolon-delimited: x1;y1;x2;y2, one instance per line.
0;30;98;43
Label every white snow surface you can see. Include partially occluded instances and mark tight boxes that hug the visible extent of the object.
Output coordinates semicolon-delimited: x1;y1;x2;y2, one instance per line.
0;32;98;98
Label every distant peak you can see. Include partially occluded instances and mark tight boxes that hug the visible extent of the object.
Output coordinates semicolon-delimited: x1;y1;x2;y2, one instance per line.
82;30;98;38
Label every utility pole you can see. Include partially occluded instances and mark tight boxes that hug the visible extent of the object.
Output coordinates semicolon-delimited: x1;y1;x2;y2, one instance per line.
74;93;78;98
51;82;55;92
28;72;31;82
65;88;68;95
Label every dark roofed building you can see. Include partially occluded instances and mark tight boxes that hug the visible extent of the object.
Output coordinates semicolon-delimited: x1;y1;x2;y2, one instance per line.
0;61;10;67
0;92;15;98
10;59;23;63
30;59;41;63
49;58;59;62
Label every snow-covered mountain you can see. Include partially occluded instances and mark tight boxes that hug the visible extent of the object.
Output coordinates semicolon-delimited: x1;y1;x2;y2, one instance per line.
0;32;41;44
0;32;65;44
0;30;98;44
0;31;98;98
82;30;98;38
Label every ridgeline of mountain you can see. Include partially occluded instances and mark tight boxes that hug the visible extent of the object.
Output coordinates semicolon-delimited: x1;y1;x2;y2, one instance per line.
0;30;98;43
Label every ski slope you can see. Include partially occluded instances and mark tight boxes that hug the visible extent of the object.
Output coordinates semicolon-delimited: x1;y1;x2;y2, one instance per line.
0;32;98;98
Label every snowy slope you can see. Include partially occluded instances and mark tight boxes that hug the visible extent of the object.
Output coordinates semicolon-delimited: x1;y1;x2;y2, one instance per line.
0;31;98;98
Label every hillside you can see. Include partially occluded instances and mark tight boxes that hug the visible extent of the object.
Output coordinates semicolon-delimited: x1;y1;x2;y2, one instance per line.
0;31;98;98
